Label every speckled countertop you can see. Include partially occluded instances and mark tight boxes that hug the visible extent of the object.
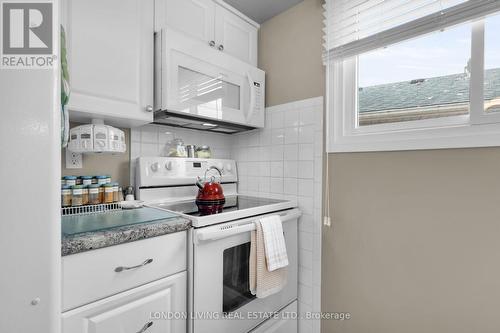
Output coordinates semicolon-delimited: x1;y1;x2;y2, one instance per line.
61;207;191;256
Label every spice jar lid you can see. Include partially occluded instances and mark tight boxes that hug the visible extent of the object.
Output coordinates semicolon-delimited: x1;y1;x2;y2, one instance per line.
88;184;101;188
61;185;71;189
95;175;107;179
64;175;77;180
103;183;114;187
80;176;92;179
71;185;84;189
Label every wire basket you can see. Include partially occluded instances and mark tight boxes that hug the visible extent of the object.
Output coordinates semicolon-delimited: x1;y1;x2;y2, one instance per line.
62;203;122;216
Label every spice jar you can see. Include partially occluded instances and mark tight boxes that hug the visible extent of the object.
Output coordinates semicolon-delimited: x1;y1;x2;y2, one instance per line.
112;182;119;202
103;184;114;203
196;146;212;158
118;186;124;202
71;185;84;206
88;184;101;205
80;176;93;186
64;175;77;186
61;185;72;207
105;175;112;184
96;175;107;185
165;138;187;157
98;185;105;203
82;186;89;205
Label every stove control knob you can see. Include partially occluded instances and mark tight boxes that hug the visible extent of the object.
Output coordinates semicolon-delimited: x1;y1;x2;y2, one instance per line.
165;161;172;171
150;162;160;172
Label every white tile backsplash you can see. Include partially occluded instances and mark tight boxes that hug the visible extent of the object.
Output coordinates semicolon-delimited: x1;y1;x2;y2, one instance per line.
284;144;299;161
283;161;298;178
284;127;299;144
270;161;284;177
299;125;315;144
270;109;284;129
130;124;233;185
130;97;323;333
284;109;300;128
234;96;323;333
283;178;298;195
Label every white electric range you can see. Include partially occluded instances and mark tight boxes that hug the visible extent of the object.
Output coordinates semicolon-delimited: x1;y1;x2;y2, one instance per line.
136;157;300;333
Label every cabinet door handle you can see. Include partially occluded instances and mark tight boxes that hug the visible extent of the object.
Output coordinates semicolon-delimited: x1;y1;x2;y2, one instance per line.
209;40;216;47
137;321;153;333
145;105;153;112
114;258;153;272
218;44;224;51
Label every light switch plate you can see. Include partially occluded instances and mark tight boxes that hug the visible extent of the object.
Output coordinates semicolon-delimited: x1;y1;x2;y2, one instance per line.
66;150;83;169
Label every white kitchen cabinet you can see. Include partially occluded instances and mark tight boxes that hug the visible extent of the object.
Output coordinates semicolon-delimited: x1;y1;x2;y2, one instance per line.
156;0;215;44
62;272;187;333
214;4;258;66
156;0;258;65
63;0;154;127
62;232;187;311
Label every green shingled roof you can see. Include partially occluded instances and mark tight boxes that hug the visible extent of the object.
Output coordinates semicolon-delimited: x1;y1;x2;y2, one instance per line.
359;68;500;113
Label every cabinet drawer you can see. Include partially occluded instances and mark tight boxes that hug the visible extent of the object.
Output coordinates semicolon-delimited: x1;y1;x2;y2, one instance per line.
63;232;187;311
62;272;187;333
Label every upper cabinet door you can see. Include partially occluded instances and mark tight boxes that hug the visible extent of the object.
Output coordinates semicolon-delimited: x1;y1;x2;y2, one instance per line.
214;4;258;66
157;0;215;44
64;0;154;127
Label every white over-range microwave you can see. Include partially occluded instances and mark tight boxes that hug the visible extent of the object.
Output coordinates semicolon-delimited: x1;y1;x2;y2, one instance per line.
154;28;265;134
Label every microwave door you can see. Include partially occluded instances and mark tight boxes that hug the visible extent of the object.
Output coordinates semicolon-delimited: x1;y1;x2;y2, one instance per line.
167;51;247;124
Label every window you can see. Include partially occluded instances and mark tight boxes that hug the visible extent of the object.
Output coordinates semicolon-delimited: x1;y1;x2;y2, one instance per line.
325;1;500;152
358;23;472;127
484;13;500;114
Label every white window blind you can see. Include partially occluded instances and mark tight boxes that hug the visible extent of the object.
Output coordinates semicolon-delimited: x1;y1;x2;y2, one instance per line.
323;0;500;61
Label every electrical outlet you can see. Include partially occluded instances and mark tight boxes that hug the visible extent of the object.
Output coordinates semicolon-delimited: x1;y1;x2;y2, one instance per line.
66;150;83;169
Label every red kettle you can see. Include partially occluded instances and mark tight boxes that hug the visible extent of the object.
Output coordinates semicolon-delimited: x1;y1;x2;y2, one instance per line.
195;166;225;215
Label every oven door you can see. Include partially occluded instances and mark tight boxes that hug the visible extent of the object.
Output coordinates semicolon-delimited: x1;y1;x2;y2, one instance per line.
156;29;265;128
192;209;300;333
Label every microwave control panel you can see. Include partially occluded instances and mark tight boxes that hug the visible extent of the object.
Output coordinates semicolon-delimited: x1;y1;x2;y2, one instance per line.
253;81;262;111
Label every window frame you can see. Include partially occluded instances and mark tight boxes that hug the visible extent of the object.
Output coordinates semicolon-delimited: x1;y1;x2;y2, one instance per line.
327;19;500;153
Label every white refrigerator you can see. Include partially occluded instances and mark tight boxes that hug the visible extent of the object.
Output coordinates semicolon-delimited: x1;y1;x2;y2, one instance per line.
0;0;61;331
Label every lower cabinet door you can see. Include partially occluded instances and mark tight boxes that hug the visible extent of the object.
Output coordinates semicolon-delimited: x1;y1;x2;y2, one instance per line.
62;271;186;333
250;301;298;333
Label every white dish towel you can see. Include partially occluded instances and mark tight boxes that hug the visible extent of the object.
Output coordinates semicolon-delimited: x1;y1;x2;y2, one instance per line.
260;215;289;271
249;220;288;298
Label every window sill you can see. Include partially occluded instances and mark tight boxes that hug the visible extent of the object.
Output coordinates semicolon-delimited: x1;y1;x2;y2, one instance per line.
328;122;500;152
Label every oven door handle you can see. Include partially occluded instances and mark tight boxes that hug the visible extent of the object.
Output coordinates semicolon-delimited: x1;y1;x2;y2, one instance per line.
195;209;301;242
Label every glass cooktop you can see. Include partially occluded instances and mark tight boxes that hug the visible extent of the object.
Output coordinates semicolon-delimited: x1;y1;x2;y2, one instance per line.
149;195;286;217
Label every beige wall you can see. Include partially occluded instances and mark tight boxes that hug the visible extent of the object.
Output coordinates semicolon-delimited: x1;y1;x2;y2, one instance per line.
323;149;500;333
61;123;131;186
259;1;500;332
258;0;325;107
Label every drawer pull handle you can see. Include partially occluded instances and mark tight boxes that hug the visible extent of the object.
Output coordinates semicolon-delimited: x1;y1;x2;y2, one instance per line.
137;321;153;333
114;258;153;272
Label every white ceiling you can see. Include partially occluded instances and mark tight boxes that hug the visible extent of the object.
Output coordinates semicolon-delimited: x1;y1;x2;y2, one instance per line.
223;0;304;23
